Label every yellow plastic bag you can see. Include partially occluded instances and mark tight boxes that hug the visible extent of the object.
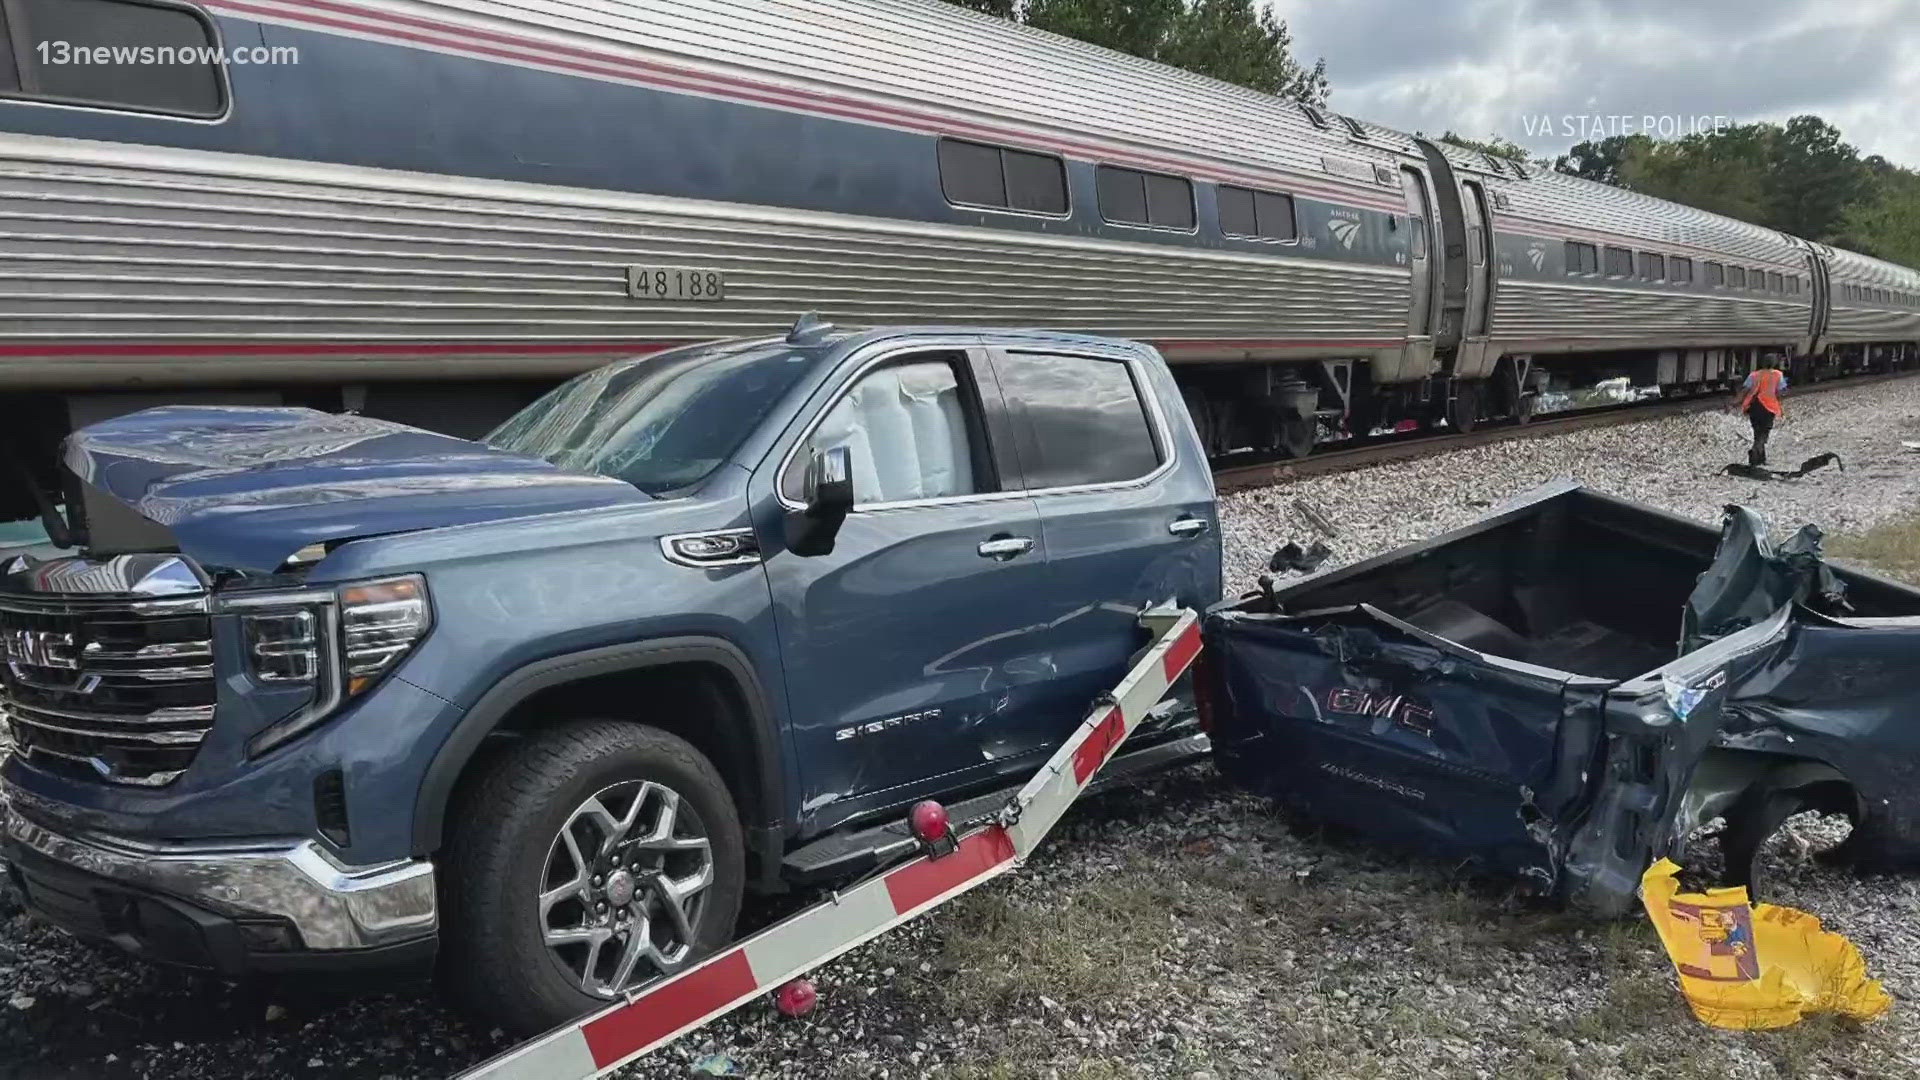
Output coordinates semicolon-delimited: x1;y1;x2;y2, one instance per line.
1640;858;1891;1029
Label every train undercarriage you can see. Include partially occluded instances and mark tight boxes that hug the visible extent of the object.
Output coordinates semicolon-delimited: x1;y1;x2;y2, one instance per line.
1172;340;1920;460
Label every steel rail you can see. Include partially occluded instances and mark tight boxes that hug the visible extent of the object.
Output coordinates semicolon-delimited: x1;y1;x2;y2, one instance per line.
1212;369;1918;493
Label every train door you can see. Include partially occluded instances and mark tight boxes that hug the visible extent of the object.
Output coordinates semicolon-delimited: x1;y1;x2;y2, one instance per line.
1456;179;1497;378
1411;139;1468;354
1399;166;1437;377
1807;249;1832;355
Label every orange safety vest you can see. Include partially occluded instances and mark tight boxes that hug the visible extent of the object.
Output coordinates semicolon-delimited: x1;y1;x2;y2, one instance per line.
1741;369;1785;416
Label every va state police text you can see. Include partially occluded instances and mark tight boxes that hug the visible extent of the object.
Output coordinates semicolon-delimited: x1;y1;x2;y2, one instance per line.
1521;115;1735;140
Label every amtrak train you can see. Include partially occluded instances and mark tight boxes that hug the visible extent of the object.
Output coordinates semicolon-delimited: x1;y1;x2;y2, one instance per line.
0;0;1916;520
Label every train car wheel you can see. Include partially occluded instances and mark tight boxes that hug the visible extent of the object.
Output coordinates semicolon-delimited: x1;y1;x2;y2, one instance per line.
1277;416;1315;458
1513;392;1535;425
1448;382;1481;433
1181;387;1219;456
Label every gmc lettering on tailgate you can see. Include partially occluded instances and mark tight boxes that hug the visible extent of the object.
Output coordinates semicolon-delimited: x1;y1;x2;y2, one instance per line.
1323;688;1435;737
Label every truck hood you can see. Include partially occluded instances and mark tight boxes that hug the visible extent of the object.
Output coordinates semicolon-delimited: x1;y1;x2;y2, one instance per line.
63;405;649;572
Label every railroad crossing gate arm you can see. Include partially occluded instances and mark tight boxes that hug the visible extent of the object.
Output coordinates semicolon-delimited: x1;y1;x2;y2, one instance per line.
455;604;1204;1080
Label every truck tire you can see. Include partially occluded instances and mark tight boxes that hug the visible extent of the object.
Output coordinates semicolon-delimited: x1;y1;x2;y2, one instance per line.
441;719;745;1035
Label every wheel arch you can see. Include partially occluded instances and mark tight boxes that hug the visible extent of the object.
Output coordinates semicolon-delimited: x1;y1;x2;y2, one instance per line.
413;637;789;877
1679;747;1862;837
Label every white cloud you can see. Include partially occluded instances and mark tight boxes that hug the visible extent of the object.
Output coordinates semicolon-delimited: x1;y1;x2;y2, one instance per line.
1268;0;1920;166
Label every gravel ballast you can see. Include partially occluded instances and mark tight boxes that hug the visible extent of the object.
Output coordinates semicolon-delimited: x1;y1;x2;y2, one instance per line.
3;376;1919;1080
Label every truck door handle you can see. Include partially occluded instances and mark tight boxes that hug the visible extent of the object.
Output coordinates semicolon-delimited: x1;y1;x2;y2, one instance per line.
977;536;1035;560
1168;516;1209;538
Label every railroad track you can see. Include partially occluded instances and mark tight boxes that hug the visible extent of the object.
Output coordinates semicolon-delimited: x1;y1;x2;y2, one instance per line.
1211;369;1920;494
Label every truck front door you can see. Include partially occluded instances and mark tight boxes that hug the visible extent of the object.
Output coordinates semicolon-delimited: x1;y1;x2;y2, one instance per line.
754;343;1059;831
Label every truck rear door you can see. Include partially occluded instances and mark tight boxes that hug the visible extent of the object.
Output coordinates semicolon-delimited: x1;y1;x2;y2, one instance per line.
986;341;1219;759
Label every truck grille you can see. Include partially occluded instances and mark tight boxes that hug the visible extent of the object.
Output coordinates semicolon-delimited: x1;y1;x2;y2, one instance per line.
0;556;214;787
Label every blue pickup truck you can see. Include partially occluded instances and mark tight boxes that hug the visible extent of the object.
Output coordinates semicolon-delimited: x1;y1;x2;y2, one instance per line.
0;321;1220;1031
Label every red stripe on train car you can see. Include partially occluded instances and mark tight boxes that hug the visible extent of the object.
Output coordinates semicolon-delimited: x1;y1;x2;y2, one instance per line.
0;341;675;357
884;827;1017;915
0;339;1400;358
1070;705;1127;786
581;948;758;1069
1162;621;1203;685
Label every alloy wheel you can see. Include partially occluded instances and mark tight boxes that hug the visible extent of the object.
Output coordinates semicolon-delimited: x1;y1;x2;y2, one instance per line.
538;779;715;998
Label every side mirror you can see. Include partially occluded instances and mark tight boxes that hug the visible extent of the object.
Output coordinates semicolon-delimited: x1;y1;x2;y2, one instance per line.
786;446;854;556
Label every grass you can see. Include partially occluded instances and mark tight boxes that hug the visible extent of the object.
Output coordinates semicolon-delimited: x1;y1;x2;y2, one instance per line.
851;777;1912;1080
1828;511;1920;585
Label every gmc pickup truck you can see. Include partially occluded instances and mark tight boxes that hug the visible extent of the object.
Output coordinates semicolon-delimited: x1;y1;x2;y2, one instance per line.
0;320;1220;1032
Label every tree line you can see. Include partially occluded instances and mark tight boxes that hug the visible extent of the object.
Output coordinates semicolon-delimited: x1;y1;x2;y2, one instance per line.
940;0;1918;268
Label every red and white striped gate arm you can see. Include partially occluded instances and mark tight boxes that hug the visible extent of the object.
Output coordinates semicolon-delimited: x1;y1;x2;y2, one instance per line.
455;605;1202;1080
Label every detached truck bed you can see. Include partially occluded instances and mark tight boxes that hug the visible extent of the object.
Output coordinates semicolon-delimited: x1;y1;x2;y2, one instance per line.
1201;481;1920;914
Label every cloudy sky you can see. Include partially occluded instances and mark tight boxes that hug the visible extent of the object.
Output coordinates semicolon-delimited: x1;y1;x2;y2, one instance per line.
1268;0;1920;168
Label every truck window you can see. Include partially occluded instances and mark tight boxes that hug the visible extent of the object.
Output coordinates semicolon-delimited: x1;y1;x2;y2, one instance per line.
487;341;817;494
2;0;226;118
992;352;1161;489
783;357;986;506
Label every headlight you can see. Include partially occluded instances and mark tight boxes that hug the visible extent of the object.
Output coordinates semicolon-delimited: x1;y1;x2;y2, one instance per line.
339;576;430;695
235;574;433;756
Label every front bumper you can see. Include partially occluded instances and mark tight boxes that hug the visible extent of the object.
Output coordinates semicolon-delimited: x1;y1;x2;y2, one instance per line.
3;803;438;975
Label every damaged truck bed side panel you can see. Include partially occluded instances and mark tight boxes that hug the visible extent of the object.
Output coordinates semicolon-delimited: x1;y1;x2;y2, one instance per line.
1204;482;1920;914
1204;609;1603;895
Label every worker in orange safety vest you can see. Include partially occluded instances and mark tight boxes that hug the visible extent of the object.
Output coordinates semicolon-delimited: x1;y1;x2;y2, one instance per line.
1733;357;1788;466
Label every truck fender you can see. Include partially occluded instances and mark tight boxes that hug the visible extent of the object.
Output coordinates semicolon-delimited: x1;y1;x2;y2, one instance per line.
410;636;788;859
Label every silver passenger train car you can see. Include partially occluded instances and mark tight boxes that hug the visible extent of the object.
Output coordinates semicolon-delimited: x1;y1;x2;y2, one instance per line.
0;0;1915;513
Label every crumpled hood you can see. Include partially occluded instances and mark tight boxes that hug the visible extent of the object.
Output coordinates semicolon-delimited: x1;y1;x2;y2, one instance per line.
64;405;649;572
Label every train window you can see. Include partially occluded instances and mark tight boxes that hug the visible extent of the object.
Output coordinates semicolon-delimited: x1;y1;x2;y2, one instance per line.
1766;271;1783;293
1564;241;1598;274
1604;246;1633;277
1787;276;1799;295
991;351;1161;489
938;138;1068;215
1098;165;1194;230
1146;173;1196;230
1003;149;1070;214
1219;185;1297;241
939;139;1008;208
1727;266;1747;289
1638;252;1666;280
1;0;226;118
1672;257;1694;284
1706;262;1724;286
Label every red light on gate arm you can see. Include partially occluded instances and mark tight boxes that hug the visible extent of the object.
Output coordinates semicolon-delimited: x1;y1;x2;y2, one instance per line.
909;800;950;843
775;978;817;1018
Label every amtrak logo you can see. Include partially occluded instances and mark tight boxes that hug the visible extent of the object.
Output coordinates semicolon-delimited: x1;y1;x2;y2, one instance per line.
1329;218;1361;250
1527;246;1546;271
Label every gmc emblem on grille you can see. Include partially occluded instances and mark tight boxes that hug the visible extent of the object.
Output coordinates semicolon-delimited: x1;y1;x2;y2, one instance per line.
3;629;78;669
